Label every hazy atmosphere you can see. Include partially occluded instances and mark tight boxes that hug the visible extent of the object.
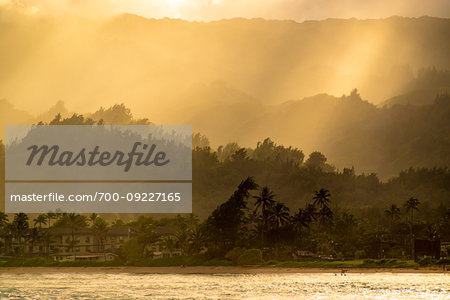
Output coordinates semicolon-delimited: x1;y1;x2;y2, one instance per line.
1;0;450;20
1;4;450;177
0;2;449;296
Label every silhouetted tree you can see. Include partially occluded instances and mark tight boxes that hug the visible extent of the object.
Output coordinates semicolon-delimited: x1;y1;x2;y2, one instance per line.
404;197;420;224
385;204;401;226
205;177;258;253
253;186;276;246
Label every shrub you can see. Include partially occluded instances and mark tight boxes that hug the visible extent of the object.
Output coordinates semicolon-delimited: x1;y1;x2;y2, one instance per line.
436;258;450;265
335;252;344;261
225;247;245;264
354;250;366;259
237;249;264;265
418;256;434;266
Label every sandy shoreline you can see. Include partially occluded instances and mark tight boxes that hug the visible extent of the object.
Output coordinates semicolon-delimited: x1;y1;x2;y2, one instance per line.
0;266;446;274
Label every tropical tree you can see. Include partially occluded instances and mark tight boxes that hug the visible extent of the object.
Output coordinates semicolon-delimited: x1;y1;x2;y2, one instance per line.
205;177;258;252
33;214;47;229
253;186;276;245
111;218;125;227
404;197;420;224
0;213;9;253
312;189;333;226
269;202;290;230
313;189;331;208
12;213;29;255
61;213;87;255
92;217;109;256
293;208;312;231
45;213;56;228
338;211;358;235
189;226;206;255
304;203;317;222
0;212;8;228
385;204;401;227
292;208;313;246
267;202;290;254
28;227;41;255
404;197;420;257
161;235;176;256
317;205;334;226
89;213;99;226
40;229;54;256
175;227;190;255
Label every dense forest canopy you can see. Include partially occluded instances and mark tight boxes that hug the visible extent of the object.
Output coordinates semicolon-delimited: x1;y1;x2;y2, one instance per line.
0;97;449;262
1;104;449;219
2;14;450;178
0;13;449;263
2;89;449;179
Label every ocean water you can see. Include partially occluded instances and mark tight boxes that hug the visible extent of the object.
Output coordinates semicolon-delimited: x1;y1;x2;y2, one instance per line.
0;272;448;299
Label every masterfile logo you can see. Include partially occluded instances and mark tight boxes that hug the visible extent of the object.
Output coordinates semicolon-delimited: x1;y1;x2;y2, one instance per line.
26;141;170;172
6;125;191;180
5;125;192;213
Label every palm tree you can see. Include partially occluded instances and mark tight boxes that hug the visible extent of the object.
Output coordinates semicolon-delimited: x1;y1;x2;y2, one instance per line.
162;235;176;257
268;202;290;255
45;213;56;229
92;217;109;259
269;202;290;230
317;205;334;225
292;208;313;246
313;189;331;208
404;197;420;224
293;208;312;230
313;189;333;227
253;186;276;246
254;186;276;215
40;229;54;256
33;215;47;229
304;203;317;222
89;213;99;226
340;211;358;234
12;213;29;256
28;227;41;255
62;213;87;257
175;227;190;255
0;212;8;229
385;204;401;227
0;212;9;254
186;214;200;229
404;197;420;258
189;226;206;255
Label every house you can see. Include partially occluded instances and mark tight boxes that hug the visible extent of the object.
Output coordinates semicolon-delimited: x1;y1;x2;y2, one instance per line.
0;226;132;257
0;225;184;260
147;226;183;258
47;227;131;254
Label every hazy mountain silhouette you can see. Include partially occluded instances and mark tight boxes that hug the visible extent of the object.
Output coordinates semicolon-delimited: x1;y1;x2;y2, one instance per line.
183;90;450;179
0;99;33;129
1;13;450;178
1;14;450;116
380;68;450;107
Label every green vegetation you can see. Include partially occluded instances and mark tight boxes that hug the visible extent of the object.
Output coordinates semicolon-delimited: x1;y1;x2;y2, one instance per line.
3;257;447;269
0;256;231;268
0;95;449;268
236;249;264;265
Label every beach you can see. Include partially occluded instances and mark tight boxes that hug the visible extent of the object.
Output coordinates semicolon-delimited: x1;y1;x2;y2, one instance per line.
0;266;446;274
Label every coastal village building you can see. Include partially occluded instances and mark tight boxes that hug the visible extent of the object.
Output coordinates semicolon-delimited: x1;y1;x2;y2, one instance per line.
0;226;181;261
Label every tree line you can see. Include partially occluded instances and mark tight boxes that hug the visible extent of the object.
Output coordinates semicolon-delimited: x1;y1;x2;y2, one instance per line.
1;179;449;261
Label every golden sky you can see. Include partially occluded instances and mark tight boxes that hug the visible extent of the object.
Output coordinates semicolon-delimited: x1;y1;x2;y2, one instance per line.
1;0;450;21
